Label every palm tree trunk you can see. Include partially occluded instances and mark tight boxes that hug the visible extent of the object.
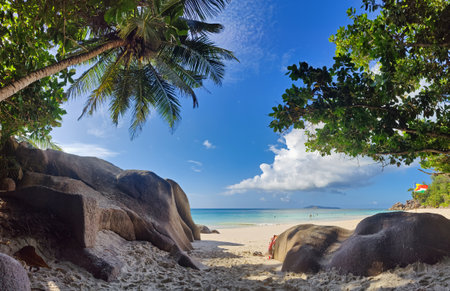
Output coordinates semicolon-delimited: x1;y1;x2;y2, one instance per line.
0;39;126;102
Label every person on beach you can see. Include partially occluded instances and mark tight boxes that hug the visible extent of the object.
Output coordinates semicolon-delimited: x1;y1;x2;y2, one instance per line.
267;235;278;259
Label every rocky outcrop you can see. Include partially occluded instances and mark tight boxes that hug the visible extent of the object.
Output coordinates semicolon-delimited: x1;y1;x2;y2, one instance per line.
13;173;100;248
62;231;126;281
1;142;201;281
389;202;404;210
0;178;15;192
328;212;450;276
273;212;450;276
197;224;220;234
115;170;194;251
15;142;122;191
272;224;351;273
168;179;201;241
389;199;422;210
0;253;31;291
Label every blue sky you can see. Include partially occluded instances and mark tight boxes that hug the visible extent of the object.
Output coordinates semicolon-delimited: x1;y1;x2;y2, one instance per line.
52;0;431;209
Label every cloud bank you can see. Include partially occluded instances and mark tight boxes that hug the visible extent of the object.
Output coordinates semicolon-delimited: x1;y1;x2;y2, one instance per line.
227;129;380;194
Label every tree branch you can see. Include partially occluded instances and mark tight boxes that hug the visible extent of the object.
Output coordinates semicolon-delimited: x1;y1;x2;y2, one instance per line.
408;42;450;48
394;127;450;139
289;103;450;139
376;149;449;156
351;104;398;114
418;169;450;176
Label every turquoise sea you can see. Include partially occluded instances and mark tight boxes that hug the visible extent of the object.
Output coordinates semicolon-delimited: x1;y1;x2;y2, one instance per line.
191;208;391;229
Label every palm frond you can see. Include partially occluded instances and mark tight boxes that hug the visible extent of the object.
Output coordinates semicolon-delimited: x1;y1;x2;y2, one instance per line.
129;68;153;139
182;18;224;35
15;134;62;151
153;57;200;107
66;49;118;100
109;67;135;125
145;64;181;128
160;0;185;16
61;37;109;57
157;54;206;89
162;35;236;85
119;15;163;43
106;62;183;138
182;0;230;20
79;50;130;118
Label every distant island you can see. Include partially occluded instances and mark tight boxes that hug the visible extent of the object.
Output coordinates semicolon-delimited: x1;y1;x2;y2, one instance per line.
304;205;341;209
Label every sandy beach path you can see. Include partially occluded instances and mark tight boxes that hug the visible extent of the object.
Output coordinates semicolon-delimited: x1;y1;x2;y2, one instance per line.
25;209;450;290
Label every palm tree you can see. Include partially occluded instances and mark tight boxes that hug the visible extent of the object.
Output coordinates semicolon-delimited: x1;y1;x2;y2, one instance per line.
67;0;236;137
0;0;235;137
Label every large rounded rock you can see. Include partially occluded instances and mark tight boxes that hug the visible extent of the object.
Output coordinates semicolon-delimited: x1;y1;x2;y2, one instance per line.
15;143;122;192
328;212;450;276
15;143;49;173
273;224;351;273
167;179;201;240
0;253;31;291
197;224;220;234
15;172;101;248
9;143;202;280
116;170;193;251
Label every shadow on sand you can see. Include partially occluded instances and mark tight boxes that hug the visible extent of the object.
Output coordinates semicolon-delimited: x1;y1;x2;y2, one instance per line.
190;240;243;259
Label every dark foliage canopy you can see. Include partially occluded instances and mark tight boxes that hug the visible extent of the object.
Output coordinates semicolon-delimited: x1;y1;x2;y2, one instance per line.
270;0;449;169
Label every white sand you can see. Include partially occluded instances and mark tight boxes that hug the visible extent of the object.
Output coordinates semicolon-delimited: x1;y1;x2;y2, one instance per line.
23;209;450;290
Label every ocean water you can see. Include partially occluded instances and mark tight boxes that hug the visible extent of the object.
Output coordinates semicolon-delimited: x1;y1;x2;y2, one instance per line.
190;208;391;229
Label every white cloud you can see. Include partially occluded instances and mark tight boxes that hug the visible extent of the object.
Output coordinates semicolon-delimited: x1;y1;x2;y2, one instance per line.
187;160;203;172
370;62;382;75
209;0;275;80
60;143;119;159
203;140;216;149
87;128;108;138
227;129;381;194
280;49;296;73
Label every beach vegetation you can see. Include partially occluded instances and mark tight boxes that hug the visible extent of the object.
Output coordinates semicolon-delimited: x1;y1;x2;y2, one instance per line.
412;175;450;207
0;1;71;147
270;0;449;172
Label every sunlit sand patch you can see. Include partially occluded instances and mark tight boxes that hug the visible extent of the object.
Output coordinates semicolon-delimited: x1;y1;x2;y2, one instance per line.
46;281;60;291
366;273;414;290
